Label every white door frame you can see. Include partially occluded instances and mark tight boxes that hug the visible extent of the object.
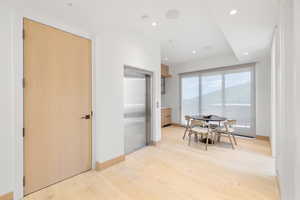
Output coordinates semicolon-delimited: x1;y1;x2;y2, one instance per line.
13;12;96;199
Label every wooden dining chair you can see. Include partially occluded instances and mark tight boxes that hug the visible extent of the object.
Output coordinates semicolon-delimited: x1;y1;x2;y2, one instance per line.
215;120;237;149
182;115;192;140
188;120;213;150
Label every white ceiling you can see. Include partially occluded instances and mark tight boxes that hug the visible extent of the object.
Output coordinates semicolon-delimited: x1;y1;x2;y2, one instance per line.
5;0;279;65
208;0;279;63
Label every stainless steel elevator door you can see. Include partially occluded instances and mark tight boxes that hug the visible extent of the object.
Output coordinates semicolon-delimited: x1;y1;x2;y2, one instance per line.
124;74;148;154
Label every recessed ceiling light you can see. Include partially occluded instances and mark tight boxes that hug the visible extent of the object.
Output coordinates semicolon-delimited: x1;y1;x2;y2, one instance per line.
230;9;238;15
66;2;73;7
192;50;197;54
152;22;158;27
243;52;249;55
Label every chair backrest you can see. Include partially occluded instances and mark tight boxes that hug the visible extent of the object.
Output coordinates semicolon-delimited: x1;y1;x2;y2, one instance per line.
224;120;237;130
185;115;191;121
190;119;206;127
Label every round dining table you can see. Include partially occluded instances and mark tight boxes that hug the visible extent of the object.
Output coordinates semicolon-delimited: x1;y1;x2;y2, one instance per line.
190;114;227;123
189;114;227;144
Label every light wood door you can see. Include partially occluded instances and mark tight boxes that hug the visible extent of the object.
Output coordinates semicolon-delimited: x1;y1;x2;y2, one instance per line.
24;18;92;195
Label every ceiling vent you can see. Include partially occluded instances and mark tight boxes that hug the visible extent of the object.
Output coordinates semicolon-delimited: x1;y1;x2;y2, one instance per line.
166;9;180;20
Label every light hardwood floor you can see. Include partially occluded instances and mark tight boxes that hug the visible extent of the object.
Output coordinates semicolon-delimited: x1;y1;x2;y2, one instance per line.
25;126;279;200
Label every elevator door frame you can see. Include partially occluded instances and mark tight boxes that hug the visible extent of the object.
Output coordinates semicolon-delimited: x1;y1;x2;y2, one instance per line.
124;65;154;153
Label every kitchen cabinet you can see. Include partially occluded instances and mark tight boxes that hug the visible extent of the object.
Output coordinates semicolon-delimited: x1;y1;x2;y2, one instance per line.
161;64;172;78
161;108;172;127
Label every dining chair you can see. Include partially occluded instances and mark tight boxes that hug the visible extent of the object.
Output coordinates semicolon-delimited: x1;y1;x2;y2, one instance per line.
188;119;213;150
215;120;237;149
182;115;192;140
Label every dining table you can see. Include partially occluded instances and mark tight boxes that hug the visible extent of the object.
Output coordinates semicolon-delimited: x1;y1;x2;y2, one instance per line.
189;114;227;144
190;114;226;125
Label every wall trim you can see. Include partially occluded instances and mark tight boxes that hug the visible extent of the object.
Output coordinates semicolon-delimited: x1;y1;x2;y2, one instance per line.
171;123;184;127
275;171;281;199
150;140;161;146
0;192;13;200
96;155;125;171
256;135;270;141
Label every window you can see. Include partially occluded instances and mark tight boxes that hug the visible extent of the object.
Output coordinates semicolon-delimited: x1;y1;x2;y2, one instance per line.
201;73;223;117
181;76;200;118
180;65;255;137
224;71;252;130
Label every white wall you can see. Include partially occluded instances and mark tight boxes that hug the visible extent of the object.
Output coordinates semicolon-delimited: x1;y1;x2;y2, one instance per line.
165;54;271;137
270;28;278;158
294;1;300;198
255;56;271;137
94;31;161;163
271;0;300;199
275;0;295;198
0;5;14;196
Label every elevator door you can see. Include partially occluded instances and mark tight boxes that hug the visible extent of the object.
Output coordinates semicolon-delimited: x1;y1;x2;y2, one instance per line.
124;72;150;154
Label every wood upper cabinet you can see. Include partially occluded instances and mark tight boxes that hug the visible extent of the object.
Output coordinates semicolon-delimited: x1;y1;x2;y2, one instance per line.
161;64;172;78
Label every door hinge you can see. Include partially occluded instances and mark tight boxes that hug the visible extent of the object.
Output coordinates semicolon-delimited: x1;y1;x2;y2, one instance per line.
22;78;26;88
22;29;25;40
23;176;26;187
23;128;25;138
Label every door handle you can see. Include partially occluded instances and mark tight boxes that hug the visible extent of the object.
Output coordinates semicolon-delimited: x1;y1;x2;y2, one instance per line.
81;114;91;120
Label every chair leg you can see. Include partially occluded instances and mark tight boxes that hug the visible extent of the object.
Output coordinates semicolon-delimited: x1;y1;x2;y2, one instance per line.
212;132;216;144
232;134;237;145
228;134;235;149
194;134;199;143
215;133;219;143
205;134;209;150
188;132;192;146
183;127;188;140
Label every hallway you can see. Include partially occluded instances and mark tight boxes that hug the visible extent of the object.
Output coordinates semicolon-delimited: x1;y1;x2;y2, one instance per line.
25;126;279;200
